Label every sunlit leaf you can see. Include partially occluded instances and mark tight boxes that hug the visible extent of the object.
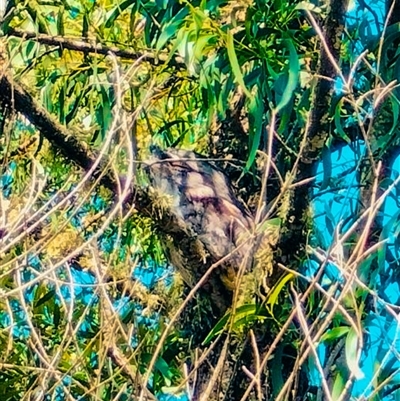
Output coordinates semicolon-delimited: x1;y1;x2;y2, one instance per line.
345;327;364;380
332;371;346;401
334;98;351;143
266;273;294;309
320;326;350;343
245;86;264;170
226;30;252;99
274;39;299;113
105;0;135;28
203;304;268;345
156;8;188;51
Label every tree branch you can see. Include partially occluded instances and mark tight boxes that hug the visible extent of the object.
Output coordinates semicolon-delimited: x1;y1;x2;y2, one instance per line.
280;0;348;260
0;71;122;190
302;0;349;164
8;28;186;69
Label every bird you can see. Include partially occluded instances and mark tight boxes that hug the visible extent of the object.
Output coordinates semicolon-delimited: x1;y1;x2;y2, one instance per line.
144;146;257;314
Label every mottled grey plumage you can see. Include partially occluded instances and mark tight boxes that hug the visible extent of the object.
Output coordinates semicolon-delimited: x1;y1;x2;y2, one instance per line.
145;147;255;313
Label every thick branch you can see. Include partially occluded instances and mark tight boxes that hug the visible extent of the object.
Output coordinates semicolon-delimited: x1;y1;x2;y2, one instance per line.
0;72;123;191
302;0;349;163
280;0;348;260
0;73;94;168
8;28;185;69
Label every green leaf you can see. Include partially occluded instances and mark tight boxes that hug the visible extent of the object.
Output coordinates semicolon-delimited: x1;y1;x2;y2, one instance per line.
266;273;294;309
34;290;56;308
267;62;279;80
193;8;207;31
42;81;53;112
155;357;174;385
226;31;252;99
53;302;61;328
245;87;264;170
203;304;267;345
332;371;346;401
320;326;350;343
26;3;49;33
345;327;364;380
56;6;65;36
334;98;351;143
274;39;299;113
105;0;135;28
217;73;235;117
96;87;112;143
258;217;281;233
142;354;174;386
193;34;216;60
156;8;188;52
82;10;89;38
66;82;87;124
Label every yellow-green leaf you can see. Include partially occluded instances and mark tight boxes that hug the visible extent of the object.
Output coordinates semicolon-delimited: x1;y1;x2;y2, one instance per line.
226;31;252;99
345;327;365;380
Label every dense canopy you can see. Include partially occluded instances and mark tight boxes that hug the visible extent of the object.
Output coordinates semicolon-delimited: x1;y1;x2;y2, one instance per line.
0;0;399;400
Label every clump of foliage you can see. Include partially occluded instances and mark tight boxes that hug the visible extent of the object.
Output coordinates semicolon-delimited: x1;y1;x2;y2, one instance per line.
0;0;399;400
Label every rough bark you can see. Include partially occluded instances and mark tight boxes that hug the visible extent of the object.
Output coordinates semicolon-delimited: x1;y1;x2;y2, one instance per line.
8;28;186;69
281;0;349;261
387;0;400;26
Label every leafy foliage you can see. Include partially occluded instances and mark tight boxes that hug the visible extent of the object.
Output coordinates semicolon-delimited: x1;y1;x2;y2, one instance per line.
0;0;399;400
